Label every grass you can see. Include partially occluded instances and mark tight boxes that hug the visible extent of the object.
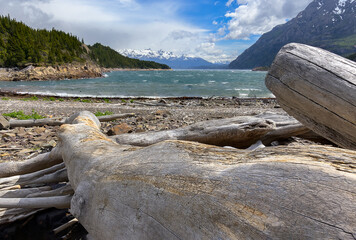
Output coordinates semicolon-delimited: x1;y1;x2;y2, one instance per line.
94;111;113;117
3;110;45;120
1;97;10;100
74;98;92;103
21;96;39;101
103;98;111;103
333;34;356;47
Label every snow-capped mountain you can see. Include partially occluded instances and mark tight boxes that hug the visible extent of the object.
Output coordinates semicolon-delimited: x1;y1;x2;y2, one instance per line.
230;0;356;69
118;49;225;69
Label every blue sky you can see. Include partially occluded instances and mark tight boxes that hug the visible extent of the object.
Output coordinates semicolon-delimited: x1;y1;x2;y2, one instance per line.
0;0;312;63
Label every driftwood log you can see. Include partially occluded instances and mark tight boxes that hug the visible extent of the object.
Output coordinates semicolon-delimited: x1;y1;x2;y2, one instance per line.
112;112;313;148
56;111;356;239
4;113;135;129
265;43;356;150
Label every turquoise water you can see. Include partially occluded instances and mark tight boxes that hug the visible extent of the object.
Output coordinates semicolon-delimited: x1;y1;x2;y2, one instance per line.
0;70;273;98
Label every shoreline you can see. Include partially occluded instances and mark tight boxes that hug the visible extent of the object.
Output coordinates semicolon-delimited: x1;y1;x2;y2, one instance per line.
0;89;277;102
0;64;172;82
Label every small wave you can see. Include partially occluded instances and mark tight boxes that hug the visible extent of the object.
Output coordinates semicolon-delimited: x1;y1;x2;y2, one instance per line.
234;88;261;91
222;82;229;85
208;81;216;83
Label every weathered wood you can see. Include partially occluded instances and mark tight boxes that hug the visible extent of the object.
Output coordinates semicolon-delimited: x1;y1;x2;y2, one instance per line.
53;218;78;234
112;116;275;148
261;123;310;145
0;195;71;209
0;163;65;189
265;43;356;149
0;186;51;198
9;118;64;128
8;113;135;128
96;113;136;122
0;147;62;178
59;111;356;239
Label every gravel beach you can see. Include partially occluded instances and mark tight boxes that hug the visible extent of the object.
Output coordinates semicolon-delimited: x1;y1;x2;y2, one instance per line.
0;96;284;162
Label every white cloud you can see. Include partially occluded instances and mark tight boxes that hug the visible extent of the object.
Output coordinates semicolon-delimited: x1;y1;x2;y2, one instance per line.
0;0;211;58
224;0;312;39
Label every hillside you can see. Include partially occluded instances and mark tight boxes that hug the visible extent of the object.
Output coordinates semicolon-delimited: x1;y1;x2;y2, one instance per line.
90;44;169;69
0;15;169;70
230;0;356;69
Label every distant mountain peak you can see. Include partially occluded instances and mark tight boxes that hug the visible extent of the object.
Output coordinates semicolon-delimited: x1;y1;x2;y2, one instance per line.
118;49;226;69
229;0;356;69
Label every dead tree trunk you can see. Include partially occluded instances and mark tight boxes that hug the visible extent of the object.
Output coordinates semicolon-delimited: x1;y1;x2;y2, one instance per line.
59;111;356;240
265;43;356;150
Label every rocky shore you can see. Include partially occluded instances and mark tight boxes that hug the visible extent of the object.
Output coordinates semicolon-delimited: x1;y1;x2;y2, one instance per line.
0;63;103;81
0;63;174;82
0;96;285;162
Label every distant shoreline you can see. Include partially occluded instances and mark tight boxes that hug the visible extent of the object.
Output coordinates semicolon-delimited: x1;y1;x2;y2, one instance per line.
0;89;276;102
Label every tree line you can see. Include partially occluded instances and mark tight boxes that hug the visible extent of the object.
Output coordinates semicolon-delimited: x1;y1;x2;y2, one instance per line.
0;15;170;69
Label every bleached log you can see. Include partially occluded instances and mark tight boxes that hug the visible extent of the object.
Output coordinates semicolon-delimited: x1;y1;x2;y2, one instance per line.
265;43;356;150
53;218;78;234
0;208;42;224
96;113;136;122
59;111;356;239
0;195;71;209
8;113;136;128
27;184;73;198
0;163;65;189
112;116;275;148
0;186;51;198
261;123;310;145
0;147;62;178
9;118;65;128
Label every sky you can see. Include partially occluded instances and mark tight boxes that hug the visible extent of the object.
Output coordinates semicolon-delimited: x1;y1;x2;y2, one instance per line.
0;0;313;63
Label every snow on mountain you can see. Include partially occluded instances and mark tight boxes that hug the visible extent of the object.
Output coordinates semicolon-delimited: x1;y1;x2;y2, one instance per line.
230;0;356;69
118;49;227;69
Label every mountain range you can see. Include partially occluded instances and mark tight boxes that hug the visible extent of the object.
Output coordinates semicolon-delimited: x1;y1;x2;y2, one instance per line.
230;0;356;69
119;49;228;69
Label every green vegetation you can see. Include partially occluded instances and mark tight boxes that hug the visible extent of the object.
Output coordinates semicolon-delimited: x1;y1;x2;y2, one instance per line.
73;98;91;103
88;43;170;69
103;98;111;103
21;96;39;101
0;15;170;70
1;97;10;100
3;110;45;120
0;15;85;67
333;34;356;47
94;111;113;117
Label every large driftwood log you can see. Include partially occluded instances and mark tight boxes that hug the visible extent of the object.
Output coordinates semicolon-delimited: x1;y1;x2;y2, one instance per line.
112;112;314;148
265;43;356;150
59;111;356;239
112;116;275;148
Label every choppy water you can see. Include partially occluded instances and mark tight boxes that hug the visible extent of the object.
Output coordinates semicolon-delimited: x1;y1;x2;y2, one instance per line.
0;70;273;98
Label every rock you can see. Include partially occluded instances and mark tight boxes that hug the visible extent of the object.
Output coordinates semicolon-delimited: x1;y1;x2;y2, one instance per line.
107;123;133;136
34;127;46;135
0;116;10;130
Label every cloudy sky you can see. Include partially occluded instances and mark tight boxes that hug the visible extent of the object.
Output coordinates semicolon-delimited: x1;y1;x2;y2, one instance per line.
0;0;313;63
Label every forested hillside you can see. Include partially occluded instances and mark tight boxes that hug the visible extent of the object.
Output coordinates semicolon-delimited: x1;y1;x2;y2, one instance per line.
89;43;169;69
0;15;170;69
0;15;85;67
